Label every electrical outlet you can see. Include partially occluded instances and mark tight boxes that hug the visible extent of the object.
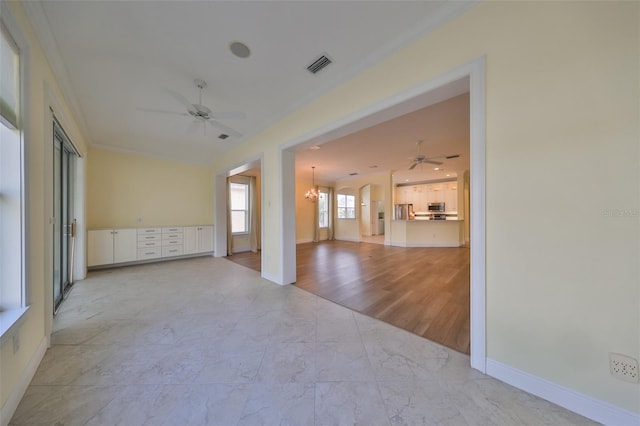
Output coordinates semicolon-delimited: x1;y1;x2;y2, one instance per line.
610;353;639;383
12;332;20;354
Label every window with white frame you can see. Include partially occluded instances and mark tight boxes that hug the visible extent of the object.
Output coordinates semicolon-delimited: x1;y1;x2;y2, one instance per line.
230;182;249;234
337;193;355;219
318;190;328;228
1;18;25;323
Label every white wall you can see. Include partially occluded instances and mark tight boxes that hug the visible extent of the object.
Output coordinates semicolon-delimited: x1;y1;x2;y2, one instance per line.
211;1;639;415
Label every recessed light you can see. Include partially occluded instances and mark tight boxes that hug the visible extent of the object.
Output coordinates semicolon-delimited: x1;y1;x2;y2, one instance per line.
405;179;409;182
446;174;451;177
229;41;251;58
434;167;440;171
310;145;321;150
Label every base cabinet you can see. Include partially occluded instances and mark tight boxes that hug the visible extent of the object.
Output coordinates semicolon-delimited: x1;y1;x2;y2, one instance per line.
89;225;213;268
88;228;137;267
184;226;214;255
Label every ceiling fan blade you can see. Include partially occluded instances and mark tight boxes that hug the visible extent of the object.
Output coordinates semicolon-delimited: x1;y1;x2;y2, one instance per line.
167;89;197;113
423;159;443;165
211;112;246;120
137;107;188;116
408;162;418;170
207;120;242;138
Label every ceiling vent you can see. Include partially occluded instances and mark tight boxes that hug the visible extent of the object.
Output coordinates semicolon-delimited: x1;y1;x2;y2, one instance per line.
445;154;460;159
218;134;229;140
307;54;333;74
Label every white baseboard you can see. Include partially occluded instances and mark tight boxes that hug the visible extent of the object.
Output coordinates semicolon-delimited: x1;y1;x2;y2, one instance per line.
296;238;313;244
0;336;48;426
261;270;286;286
335;237;360;243
486;358;640;426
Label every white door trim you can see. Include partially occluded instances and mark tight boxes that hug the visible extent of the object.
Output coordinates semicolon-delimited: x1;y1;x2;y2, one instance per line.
279;56;487;372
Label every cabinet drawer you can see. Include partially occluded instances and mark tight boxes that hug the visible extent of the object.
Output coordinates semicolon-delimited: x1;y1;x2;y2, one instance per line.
162;233;183;241
137;240;161;249
137;247;162;260
162;245;183;257
138;227;162;235
138;234;161;242
162;227;183;233
162;238;183;246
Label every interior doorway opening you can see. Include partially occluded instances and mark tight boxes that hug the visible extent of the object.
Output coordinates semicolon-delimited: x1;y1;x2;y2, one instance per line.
281;57;486;371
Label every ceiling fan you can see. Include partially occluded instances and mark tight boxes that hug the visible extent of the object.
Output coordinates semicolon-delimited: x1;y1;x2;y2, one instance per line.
138;79;245;138
408;140;443;170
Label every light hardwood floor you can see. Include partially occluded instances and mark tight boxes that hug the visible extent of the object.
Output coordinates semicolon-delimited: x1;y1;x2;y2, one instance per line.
226;241;470;354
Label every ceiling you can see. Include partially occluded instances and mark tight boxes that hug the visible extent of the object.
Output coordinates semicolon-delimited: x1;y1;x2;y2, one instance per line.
26;0;474;180
295;88;470;185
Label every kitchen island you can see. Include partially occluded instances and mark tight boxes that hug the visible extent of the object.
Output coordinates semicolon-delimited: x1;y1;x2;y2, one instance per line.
390;218;464;247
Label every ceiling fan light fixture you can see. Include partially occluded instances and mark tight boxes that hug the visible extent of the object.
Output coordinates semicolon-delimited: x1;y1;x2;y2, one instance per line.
229;41;251;58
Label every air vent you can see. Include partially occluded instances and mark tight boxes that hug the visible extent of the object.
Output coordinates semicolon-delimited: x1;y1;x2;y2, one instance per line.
349;172;358;176
446;154;460;159
307;54;333;74
218;134;229;140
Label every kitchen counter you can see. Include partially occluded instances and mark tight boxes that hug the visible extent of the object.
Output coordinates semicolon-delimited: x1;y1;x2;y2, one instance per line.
390;219;464;247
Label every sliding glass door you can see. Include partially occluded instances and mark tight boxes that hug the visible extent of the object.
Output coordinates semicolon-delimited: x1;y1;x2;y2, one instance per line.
53;119;77;313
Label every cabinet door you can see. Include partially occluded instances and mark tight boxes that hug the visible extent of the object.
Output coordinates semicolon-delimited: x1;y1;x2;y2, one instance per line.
87;230;114;266
198;226;214;253
444;189;458;213
114;228;137;263
183;226;198;255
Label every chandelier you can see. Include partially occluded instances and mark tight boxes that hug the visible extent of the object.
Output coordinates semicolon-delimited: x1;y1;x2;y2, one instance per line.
305;166;319;202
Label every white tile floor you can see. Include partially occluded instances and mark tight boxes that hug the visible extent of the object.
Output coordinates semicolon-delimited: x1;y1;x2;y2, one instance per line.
10;257;596;425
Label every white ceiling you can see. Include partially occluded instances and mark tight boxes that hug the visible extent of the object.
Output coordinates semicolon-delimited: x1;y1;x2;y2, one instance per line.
27;0;474;180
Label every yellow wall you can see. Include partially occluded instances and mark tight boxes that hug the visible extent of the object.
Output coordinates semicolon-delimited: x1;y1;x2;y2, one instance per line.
212;1;639;413
295;177;316;243
1;0;88;416
87;147;213;228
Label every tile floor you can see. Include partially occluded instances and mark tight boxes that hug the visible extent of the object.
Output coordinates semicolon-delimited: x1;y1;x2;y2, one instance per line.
10;257;596;425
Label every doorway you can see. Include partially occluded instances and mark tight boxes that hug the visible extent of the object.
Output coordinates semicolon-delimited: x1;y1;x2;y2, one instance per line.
52;119;78;313
281;58;486;371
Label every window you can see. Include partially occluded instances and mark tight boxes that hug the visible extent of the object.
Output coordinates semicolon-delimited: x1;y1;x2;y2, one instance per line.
318;191;328;228
337;194;355;219
1;17;26;335
230;182;249;234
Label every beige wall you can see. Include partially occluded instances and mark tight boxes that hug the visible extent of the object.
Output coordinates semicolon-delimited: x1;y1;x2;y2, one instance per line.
212;1;639;413
1;0;89;415
296;177;316;243
87;147;213;228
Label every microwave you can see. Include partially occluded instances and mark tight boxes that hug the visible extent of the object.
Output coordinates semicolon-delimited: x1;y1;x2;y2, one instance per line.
427;202;445;212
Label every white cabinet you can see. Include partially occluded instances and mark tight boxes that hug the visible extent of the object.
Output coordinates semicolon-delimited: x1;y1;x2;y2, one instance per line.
87;229;114;266
88;228;137;267
184;225;214;255
137;227;162;260
444;188;458;213
89;225;213;268
162;226;184;257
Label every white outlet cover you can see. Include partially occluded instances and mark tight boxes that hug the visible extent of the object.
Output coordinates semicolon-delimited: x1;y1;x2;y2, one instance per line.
610;353;639;384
